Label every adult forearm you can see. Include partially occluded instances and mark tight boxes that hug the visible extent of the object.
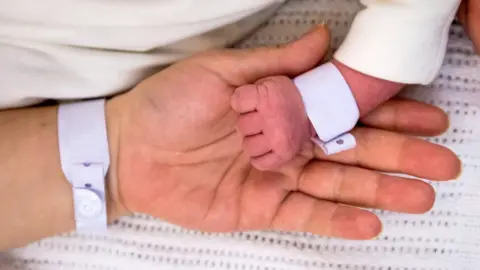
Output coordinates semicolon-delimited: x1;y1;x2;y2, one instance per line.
0;101;123;250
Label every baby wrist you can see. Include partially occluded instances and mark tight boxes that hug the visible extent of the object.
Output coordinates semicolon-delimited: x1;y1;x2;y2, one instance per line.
294;62;359;155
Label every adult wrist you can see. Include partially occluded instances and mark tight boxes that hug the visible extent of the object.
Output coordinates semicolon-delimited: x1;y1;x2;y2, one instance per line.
105;95;132;221
58;95;131;231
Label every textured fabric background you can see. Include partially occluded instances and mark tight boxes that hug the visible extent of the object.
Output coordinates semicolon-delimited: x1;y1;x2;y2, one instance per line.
1;0;479;269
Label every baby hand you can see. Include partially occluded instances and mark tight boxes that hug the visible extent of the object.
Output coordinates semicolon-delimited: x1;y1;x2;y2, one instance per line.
231;76;312;171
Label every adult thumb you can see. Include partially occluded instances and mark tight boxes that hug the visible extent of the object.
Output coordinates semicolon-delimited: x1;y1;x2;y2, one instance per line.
192;24;331;86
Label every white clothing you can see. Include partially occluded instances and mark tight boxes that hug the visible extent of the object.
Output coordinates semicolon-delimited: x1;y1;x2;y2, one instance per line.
0;0;460;109
334;0;461;84
0;0;283;109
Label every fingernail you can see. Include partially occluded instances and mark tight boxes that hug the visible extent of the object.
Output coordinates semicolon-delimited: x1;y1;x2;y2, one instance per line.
317;21;329;30
370;234;381;241
455;159;463;180
307;21;328;33
371;222;383;240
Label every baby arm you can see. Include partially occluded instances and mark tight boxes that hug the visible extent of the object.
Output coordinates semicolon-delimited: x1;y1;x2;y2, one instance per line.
231;0;461;171
331;60;403;116
231;61;403;171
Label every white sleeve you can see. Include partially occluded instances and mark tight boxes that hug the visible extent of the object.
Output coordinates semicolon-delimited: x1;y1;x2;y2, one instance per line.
333;0;461;85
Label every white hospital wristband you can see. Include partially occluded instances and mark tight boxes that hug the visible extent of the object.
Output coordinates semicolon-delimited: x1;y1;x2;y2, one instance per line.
58;99;110;232
294;62;359;155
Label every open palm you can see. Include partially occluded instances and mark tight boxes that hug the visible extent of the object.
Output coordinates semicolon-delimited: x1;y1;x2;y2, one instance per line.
110;26;460;240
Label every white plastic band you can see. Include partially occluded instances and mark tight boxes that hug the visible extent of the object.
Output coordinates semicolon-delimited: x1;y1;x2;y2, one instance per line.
294;62;360;155
58;99;110;232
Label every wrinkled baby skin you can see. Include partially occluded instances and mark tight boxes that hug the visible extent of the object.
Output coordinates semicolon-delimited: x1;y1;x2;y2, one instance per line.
230;60;404;171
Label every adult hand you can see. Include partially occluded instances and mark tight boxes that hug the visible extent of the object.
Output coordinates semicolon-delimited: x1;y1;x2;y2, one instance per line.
458;0;480;53
106;26;461;240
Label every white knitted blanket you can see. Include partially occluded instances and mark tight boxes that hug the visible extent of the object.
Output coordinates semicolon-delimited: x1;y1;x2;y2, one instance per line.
1;0;479;269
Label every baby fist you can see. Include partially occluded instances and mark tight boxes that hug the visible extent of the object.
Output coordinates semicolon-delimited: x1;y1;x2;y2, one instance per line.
231;76;312;171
